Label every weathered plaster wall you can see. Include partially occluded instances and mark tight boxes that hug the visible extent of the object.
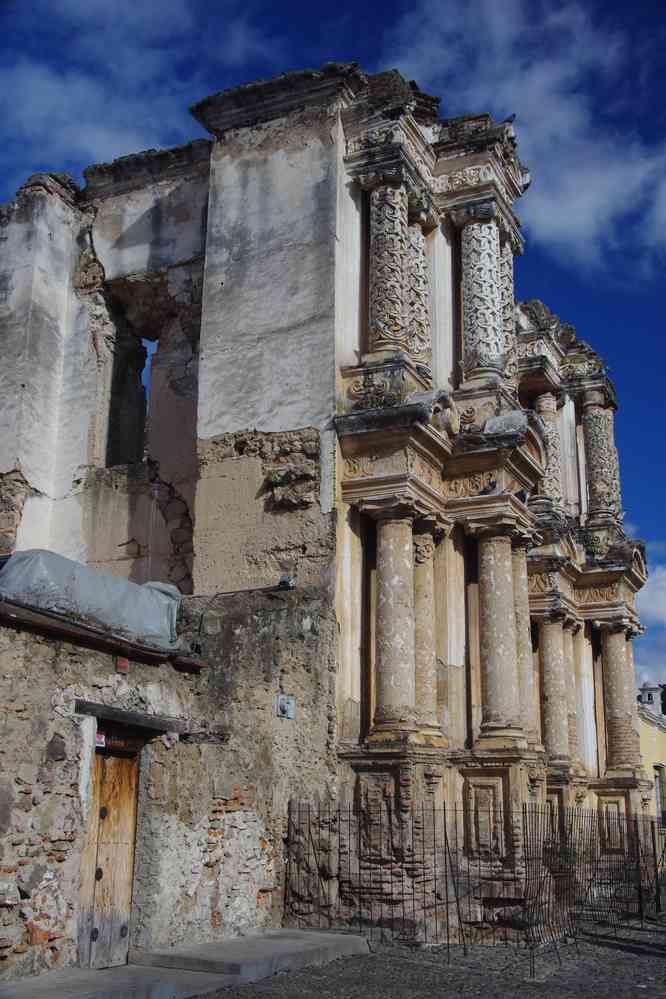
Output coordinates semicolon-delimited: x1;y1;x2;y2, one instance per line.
198;108;339;438
429;220;457;391
0;179;78;544
0;581;337;983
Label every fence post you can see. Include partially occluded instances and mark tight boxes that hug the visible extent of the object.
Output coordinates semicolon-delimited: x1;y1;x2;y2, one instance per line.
651;819;662;914
634;815;644;924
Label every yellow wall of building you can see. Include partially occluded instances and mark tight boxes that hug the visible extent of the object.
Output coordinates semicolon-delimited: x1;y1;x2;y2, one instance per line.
639;709;666;818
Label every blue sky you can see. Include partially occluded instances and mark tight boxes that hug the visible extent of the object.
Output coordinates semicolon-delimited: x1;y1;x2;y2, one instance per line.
1;0;665;678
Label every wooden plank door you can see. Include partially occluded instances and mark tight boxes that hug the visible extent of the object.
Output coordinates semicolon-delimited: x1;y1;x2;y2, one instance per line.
79;751;139;968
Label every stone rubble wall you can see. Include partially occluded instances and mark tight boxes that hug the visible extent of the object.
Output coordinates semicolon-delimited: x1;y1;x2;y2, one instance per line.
0;575;338;983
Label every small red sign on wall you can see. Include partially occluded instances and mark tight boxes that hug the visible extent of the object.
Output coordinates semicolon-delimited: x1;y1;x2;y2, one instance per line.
95;732;106;748
115;656;129;675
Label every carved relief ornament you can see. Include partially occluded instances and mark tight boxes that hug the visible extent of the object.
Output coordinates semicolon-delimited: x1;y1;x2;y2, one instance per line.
442;471;494;499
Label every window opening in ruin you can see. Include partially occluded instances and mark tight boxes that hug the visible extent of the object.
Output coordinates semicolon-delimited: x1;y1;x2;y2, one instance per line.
106;329;148;467
141;338;158;414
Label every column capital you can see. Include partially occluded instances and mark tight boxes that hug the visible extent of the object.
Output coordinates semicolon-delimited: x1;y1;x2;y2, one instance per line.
593;617;631;636
356;169;405;192
449;197;497;229
357;495;419;523
563;616;582;634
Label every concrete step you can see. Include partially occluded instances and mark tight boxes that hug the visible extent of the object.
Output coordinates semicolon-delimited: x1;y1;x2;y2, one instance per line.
0;930;369;998
131;928;369;980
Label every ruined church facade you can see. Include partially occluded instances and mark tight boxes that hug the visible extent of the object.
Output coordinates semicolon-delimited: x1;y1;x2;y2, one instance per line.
0;63;649;981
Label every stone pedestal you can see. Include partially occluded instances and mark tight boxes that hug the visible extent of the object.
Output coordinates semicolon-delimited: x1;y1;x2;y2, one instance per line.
600;623;641;772
539;615;570;766
477;532;525;747
413;522;442;739
512;541;538;747
370;512;417;740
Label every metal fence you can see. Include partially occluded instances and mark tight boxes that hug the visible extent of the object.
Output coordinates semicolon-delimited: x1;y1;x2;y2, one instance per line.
285;801;666;958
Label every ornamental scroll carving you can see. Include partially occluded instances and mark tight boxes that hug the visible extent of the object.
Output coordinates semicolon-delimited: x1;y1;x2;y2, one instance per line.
581;408;621;516
517;338;561;369
413;535;436;564
369;184;408;354
461;220;504;373
576;584;618;604
348;370;402;410
528;573;555;595
407;451;443;493
405;224;432;367
342;451;407;479
442;471;494;498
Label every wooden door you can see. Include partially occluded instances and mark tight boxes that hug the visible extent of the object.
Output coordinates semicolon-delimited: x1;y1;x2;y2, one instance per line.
79;749;139;968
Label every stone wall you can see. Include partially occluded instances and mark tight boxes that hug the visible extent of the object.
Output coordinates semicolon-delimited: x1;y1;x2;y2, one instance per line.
0;579;338;983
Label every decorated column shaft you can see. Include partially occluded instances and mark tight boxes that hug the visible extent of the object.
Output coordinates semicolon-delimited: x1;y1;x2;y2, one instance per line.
405;211;432;371
372;511;417;735
478;532;523;742
535;392;563;509
539;614;570;765
562;621;579;763
413;521;440;733
581;388;622;526
600;623;641;771
456;202;506;380
512;541;538;746
368;182;409;357
499;237;518;378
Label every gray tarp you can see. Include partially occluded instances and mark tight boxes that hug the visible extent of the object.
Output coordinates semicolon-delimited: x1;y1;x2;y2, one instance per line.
0;549;182;651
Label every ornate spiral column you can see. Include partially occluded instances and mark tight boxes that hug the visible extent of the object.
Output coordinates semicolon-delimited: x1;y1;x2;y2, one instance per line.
371;508;417;738
512;539;538;746
367;182;409;357
535;392;563;509
453;201;506;382
581;389;622;527
599;622;641;771
562;620;579;763
478;530;524;744
413;520;440;734
539;614;570;766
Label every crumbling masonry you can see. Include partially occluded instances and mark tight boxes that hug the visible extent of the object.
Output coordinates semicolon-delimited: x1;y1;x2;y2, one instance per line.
0;63;650;984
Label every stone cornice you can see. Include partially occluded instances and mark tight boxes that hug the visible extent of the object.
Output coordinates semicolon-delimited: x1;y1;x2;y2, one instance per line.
80;139;211;200
445;492;534;537
191;62;367;136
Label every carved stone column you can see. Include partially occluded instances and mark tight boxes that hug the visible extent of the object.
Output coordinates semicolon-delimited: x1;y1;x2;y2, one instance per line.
600;622;641;771
534;392;563;509
454;202;505;381
563;620;579;763
499;237;517;380
539;614;570;766
413;520;440;734
371;509;417;738
512;539;538;746
478;531;524;744
367;182;409;358
573;625;590;771
581;389;622;527
405;214;432;371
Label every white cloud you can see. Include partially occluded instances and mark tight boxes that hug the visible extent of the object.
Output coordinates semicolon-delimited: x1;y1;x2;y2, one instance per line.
0;0;286;197
637;565;666;627
379;0;666;272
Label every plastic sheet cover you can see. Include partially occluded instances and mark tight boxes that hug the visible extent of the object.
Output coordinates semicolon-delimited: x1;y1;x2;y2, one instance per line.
0;549;182;650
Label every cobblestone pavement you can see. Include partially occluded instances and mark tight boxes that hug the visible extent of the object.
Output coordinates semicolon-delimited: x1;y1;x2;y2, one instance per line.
204;921;666;999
